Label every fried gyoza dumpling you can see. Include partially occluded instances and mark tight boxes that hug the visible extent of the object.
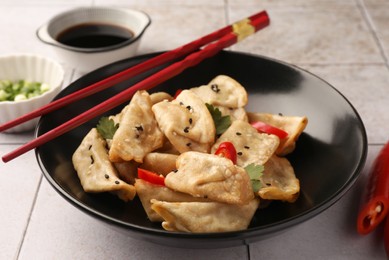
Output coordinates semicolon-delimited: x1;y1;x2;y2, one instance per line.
135;179;208;222
258;156;300;203
151;199;259;233
72;128;136;202
150;92;173;105
152;90;215;153
113;161;139;185
165;151;254;205
109;90;164;163
140;152;178;176
211;120;279;167
190;75;248;108
216;106;248;122
247;112;308;156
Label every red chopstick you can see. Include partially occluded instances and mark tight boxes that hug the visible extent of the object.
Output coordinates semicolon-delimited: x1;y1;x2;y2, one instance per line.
0;10;268;133
2;11;270;163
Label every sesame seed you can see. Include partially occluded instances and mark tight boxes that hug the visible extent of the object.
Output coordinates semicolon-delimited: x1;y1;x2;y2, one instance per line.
184;127;190;133
135;125;144;131
115;180;120;185
237;152;243;156
105;174;109;179
236;132;242;136
210;84;220;93
189;118;193;124
244;146;250;149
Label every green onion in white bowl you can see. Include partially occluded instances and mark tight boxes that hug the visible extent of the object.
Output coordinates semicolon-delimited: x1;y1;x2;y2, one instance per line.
0;80;51;102
0;54;64;133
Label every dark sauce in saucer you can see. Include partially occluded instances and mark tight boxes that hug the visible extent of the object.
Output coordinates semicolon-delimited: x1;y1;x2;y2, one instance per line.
56;23;134;48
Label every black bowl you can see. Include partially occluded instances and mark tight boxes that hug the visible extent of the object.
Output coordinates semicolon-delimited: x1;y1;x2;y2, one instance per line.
35;50;367;248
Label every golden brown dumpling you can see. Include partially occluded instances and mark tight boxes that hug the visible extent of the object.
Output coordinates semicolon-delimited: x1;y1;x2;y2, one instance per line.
151;199;259;233
113;161;139;185
216;106;248;122
211;120;279;167
72;128;136;202
165;151;254;205
152;90;215;153
247;112;308;156
149;91;173;105
190;75;248;108
135;179;208;222
109;90;164;163
140;152;178;176
258;156;300;203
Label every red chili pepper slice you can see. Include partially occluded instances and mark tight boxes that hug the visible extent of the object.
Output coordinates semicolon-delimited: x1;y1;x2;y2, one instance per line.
357;142;389;235
214;141;237;164
137;168;165;186
173;89;182;99
250;121;288;139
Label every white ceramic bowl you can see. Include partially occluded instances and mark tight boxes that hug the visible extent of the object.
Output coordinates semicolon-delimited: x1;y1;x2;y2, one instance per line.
36;7;151;72
0;54;64;133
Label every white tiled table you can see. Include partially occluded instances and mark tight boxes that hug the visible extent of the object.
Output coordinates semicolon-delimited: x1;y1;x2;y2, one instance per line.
1;1;389;259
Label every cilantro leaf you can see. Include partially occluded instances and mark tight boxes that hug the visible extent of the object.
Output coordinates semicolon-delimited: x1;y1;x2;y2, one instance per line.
251;179;262;193
96;117;119;140
205;103;231;135
244;163;264;192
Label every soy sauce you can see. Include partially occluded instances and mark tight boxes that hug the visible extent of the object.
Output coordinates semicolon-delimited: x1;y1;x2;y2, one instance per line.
56;23;134;49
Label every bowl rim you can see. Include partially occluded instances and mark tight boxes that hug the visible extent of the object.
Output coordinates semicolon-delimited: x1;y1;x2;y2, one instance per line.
0;53;64;105
36;6;152;54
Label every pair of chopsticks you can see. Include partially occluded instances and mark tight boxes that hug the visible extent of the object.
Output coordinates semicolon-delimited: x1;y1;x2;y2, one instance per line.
1;10;270;163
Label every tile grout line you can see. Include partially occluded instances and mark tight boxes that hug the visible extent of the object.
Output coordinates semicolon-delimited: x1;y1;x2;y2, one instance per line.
356;0;389;70
15;173;44;260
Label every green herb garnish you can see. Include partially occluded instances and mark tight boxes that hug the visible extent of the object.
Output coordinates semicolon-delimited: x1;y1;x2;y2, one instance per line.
205;103;231;135
96;117;119;140
0;79;50;102
244;163;264;192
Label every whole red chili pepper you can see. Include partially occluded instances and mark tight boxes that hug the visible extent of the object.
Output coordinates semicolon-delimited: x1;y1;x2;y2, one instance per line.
384;214;389;257
357;142;389;235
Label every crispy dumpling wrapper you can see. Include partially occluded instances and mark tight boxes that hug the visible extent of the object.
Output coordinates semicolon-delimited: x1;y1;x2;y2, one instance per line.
247;112;308;156
212;120;280;167
216;106;248;122
152;90;215;153
258;156;300;203
135;179;208;222
109;90;164;163
150;91;173;105
165;151;254;205
113;161;139;185
190;75;248;108
151;199;259;233
140;152;178;176
72;128;136;202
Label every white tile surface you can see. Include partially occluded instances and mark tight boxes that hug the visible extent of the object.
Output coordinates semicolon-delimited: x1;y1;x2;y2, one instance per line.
229;3;384;65
18;180;247;260
0;145;42;260
1;0;389;259
250;145;385;260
